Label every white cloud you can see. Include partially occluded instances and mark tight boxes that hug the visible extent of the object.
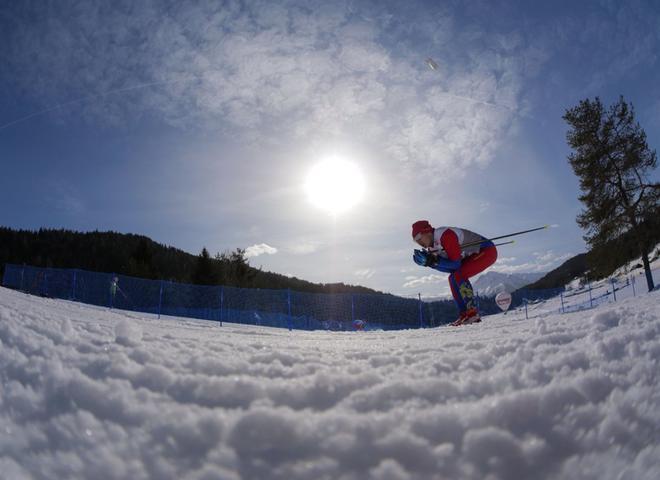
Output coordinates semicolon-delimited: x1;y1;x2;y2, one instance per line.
244;243;278;258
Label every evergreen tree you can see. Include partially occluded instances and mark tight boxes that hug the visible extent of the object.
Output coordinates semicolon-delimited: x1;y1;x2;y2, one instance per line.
563;96;659;292
128;238;156;278
219;248;257;287
192;247;218;285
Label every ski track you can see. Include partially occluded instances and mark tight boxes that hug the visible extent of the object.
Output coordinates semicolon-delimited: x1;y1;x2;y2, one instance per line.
0;286;659;480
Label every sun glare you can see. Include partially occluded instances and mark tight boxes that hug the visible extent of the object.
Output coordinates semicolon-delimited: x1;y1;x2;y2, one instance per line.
304;156;365;215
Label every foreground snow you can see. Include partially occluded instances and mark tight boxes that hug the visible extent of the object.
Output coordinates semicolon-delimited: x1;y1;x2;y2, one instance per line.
1;286;659;480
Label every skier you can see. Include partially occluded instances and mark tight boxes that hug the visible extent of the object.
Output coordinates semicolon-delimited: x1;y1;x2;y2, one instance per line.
110;276;119;308
412;220;498;326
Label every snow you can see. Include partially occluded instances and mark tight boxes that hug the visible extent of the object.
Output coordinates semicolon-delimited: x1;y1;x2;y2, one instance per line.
114;319;143;347
512;253;660;319
1;285;659;480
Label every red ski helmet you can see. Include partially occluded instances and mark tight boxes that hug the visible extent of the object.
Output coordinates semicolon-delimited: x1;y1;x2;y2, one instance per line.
412;220;433;240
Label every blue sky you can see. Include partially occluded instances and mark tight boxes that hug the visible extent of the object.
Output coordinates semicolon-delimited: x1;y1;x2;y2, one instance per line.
1;0;659;298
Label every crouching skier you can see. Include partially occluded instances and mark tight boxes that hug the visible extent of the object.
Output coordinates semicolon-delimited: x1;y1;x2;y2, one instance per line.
412;220;498;326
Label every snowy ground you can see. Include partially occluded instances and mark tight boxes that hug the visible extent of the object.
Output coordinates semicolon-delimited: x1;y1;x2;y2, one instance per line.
510;253;660;320
1;286;659;480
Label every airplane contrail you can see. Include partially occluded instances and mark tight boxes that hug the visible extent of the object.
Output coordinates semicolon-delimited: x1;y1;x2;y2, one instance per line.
0;78;189;131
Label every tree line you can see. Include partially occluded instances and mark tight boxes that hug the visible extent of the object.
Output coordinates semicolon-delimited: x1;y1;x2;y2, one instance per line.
0;227;382;295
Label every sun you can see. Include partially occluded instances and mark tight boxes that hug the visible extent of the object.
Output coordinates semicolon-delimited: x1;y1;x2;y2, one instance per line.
304;156;365;215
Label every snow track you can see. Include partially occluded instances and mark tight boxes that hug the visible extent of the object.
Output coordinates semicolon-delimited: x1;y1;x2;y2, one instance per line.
0;286;659;479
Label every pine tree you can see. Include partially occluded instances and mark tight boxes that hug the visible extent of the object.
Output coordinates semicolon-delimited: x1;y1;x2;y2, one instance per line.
192;247;218;285
219;248;256;287
563;96;659;292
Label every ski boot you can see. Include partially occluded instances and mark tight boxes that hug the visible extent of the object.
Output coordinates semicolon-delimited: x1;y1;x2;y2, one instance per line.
450;307;481;326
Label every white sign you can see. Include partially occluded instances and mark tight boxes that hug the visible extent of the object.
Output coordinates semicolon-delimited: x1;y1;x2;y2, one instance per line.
495;291;512;312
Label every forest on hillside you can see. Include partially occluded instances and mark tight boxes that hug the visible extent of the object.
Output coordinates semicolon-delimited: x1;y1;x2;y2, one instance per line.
0;227;383;295
523;214;660;291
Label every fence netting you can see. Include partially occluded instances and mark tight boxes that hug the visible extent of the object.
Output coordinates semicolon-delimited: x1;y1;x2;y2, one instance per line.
511;276;638;319
2;264;455;330
3;264;639;329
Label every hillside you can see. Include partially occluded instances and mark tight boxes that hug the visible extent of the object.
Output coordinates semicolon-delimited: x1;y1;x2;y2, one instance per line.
0;227;379;295
520;253;589;291
518;214;660;292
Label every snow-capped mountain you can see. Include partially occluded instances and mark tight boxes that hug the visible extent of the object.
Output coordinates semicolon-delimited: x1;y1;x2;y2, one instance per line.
473;271;546;297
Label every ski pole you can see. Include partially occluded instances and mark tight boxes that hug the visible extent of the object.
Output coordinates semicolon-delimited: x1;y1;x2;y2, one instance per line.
426;240;514;257
493;240;515;247
460;225;550;249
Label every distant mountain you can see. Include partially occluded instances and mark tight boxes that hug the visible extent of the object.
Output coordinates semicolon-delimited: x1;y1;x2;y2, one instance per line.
473;271;545;297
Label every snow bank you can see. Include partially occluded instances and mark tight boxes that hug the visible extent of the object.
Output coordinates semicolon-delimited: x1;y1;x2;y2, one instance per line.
0;286;659;479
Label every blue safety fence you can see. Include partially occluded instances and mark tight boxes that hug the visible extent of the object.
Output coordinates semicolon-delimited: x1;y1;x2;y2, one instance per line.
2;264;461;330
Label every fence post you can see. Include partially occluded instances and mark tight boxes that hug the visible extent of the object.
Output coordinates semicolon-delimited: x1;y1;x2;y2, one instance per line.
631;275;636;297
524;298;528;320
158;280;164;319
351;295;355;324
611;278;617;302
20;266;25;291
108;273;113;308
287;289;292;331
588;281;593;308
219;286;224;326
560;291;565;314
71;269;77;300
418;293;423;328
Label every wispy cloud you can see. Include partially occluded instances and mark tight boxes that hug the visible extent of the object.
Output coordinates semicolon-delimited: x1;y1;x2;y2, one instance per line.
287;241;321;255
354;268;375;279
2;0;531;183
45;181;85;215
493;250;573;274
403;273;447;289
402;274;452;298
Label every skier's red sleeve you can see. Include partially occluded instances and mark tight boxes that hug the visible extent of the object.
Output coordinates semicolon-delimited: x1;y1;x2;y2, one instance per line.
440;229;462;261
